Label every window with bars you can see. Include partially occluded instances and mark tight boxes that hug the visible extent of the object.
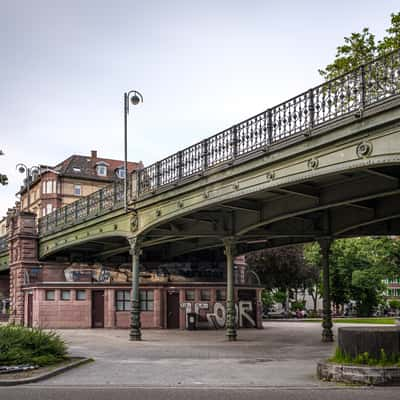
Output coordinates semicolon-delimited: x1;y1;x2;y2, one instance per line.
140;290;154;311
116;290;131;311
61;290;70;300
200;289;211;301
185;290;195;301
76;290;86;301
45;290;55;301
216;289;226;301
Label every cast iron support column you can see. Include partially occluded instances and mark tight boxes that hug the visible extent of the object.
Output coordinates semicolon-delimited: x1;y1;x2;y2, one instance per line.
129;237;141;341
223;237;237;341
319;238;334;342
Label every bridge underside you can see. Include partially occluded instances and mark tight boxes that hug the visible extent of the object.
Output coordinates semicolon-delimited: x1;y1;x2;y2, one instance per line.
139;164;400;258
43;164;400;264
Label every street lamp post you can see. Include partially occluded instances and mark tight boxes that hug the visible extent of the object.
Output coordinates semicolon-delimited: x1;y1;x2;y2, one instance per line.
16;163;39;211
124;90;143;212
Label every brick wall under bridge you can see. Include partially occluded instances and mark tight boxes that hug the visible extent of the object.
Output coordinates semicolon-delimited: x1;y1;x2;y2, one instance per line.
7;211;262;330
23;284;262;329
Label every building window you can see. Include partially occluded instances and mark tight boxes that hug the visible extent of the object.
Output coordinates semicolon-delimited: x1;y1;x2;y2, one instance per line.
72;167;81;173
200;289;211;301
46;204;53;215
97;165;107;176
185;290;195;301
74;185;81;196
140;290;154;311
116;168;126;179
216;289;226;301
45;290;55;301
76;290;86;301
46;180;53;194
61;290;70;301
116;290;131;311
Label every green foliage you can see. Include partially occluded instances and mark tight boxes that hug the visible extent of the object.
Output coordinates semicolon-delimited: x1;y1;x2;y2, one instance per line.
0;325;67;366
330;347;400;367
246;245;320;295
290;301;305;311
319;12;400;80
261;289;274;309
305;238;400;316
389;299;400;310
0;174;8;186
273;290;287;307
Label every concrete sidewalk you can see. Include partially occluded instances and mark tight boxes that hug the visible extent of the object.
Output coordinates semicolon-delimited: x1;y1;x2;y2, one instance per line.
26;322;344;387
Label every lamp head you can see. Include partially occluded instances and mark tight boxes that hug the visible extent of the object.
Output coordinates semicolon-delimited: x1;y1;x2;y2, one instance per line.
130;93;141;106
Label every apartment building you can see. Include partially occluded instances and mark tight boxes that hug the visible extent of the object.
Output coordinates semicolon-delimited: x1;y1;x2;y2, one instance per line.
18;150;143;217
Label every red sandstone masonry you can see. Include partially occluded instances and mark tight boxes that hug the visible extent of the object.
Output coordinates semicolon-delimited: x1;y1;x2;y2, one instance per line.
8;211;39;325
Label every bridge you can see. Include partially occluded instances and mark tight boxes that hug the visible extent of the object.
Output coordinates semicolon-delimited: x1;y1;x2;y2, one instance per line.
1;49;400;340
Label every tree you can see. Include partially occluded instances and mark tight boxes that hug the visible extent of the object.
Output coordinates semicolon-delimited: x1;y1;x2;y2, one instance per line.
319;12;400;80
246;244;321;312
0;149;7;186
304;238;400;316
351;269;385;316
246;245;307;291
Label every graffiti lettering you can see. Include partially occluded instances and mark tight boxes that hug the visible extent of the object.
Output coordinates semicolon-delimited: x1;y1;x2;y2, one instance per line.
180;301;255;328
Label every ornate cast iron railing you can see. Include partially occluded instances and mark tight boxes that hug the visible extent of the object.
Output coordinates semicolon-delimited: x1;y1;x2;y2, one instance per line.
38;49;400;237
39;180;125;236
0;235;7;253
138;49;400;194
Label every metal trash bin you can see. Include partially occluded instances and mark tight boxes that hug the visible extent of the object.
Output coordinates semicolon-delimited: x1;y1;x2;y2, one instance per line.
187;312;197;330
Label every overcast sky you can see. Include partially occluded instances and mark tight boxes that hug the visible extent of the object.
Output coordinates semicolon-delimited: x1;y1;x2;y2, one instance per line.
1;0;399;216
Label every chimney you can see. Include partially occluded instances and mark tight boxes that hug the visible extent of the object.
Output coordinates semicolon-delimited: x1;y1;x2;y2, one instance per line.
91;150;97;168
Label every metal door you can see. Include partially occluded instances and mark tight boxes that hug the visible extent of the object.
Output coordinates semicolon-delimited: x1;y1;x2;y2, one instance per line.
167;291;180;329
92;290;104;328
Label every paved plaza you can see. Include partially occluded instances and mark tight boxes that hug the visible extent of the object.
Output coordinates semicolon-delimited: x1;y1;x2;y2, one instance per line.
27;322;345;387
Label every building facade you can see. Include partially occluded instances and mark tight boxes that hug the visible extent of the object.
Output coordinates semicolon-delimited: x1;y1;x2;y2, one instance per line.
19;150;143;217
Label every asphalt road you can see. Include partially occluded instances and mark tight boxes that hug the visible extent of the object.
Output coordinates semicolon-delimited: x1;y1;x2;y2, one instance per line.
1;386;400;400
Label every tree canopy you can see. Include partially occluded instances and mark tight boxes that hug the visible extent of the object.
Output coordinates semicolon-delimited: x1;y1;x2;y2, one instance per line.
319;12;400;80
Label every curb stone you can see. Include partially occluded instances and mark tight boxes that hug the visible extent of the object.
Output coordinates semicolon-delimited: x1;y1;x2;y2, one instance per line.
0;357;93;386
317;360;400;386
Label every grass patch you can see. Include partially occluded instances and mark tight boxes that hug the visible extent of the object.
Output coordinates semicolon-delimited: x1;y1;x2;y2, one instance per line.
330;347;400;367
0;325;67;366
302;318;396;324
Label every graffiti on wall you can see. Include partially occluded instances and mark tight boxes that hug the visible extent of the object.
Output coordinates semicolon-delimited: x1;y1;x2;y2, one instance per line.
180;301;256;328
64;265;131;283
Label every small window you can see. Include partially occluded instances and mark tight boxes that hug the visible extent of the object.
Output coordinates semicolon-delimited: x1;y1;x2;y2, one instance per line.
76;290;86;301
185;290;195;301
116;290;131;311
140;290;154;311
46;203;53;215
46;180;53;194
97;165;107;176
117;168;126;179
74;185;81;196
72;167;81;173
61;290;70;301
200;289;211;301
216;289;226;301
45;290;55;301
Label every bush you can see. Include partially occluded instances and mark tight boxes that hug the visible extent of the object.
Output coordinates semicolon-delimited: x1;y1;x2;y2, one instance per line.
330;347;400;367
0;325;67;366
